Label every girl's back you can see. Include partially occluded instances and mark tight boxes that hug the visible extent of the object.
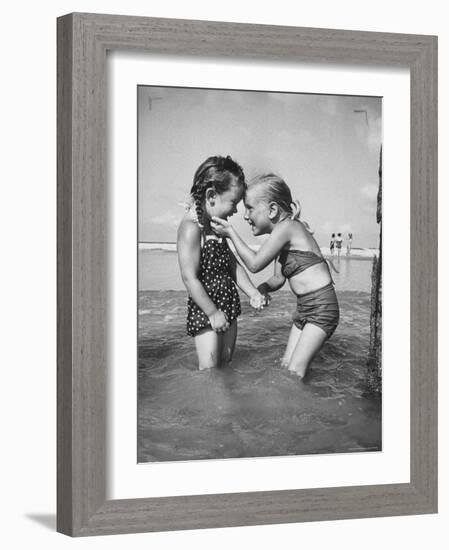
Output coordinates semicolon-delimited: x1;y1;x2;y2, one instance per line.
282;219;322;256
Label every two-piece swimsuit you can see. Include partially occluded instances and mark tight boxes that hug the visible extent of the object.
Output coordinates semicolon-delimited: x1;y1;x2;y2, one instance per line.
186;233;241;337
278;249;339;338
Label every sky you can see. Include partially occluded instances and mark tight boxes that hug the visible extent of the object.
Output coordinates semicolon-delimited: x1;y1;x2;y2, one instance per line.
138;86;382;248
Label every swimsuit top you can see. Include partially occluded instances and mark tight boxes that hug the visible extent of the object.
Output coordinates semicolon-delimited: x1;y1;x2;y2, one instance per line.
198;234;235;290
278;248;326;279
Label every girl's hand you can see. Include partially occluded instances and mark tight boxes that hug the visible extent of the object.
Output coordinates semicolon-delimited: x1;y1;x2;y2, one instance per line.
262;292;272;307
250;291;264;311
210;216;232;237
255;284;272;308
249;291;270;311
208;310;229;332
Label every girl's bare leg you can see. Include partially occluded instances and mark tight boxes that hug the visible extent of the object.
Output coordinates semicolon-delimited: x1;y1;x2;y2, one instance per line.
281;324;302;367
287;323;327;378
194;328;222;370
221;320;237;364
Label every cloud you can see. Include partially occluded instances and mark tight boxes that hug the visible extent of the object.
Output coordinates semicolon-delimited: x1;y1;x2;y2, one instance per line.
366;114;382;154
151;211;181;227
322;221;334;234
319;97;339;117
361;202;378;217
322;221;352;235
360;183;378;202
351;102;382;155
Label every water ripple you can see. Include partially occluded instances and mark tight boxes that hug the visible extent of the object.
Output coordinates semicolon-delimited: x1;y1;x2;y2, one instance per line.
138;289;381;462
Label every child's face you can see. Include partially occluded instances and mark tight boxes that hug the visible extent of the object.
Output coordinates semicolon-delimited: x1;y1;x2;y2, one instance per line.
243;187;272;236
208;183;244;221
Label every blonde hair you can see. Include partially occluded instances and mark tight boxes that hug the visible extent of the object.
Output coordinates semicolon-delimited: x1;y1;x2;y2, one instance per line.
249;174;312;232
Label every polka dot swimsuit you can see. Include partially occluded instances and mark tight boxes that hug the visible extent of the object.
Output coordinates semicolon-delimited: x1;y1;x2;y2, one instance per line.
187;235;241;336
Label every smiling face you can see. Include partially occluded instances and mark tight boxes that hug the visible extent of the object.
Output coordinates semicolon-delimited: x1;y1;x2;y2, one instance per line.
205;179;244;221
243;186;273;236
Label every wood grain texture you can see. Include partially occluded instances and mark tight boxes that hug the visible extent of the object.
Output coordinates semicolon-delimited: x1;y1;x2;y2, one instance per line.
409;36;438;507
57;13;74;536
57;12;438;536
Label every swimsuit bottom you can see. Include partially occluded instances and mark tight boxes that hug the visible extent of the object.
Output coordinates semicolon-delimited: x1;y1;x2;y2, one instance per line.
292;282;339;338
186;276;241;337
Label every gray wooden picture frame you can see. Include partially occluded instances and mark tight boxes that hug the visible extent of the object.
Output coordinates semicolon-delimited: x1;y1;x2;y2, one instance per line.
57;12;438;537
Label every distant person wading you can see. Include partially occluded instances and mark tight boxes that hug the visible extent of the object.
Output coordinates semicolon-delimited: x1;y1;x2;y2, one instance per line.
335;233;343;257
346;232;353;256
330;233;336;256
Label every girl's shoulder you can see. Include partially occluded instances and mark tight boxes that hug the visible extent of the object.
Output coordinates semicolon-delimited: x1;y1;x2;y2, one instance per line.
269;218;305;250
276;218;308;239
286;219;316;249
177;216;202;243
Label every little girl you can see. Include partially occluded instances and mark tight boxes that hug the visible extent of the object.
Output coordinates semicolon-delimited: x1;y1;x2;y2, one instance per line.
330;233;336;255
211;173;339;379
177;155;266;370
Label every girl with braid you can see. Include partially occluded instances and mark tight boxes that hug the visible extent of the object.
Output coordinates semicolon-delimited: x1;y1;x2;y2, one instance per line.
177;155;266;370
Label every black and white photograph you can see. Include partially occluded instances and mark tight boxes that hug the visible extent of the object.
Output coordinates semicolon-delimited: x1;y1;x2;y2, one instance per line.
137;85;382;463
4;0;442;545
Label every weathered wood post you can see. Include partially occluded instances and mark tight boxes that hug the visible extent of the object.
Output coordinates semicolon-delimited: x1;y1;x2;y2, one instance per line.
367;146;382;392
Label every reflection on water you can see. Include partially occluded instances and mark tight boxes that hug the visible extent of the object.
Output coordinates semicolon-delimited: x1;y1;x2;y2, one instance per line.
138;288;381;462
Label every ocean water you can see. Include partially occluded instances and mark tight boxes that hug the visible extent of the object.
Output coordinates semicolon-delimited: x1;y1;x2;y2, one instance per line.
138;249;375;293
138;250;381;462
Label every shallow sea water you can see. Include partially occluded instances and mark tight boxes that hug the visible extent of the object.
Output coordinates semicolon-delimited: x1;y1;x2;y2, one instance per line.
139;249;375;293
138;261;381;462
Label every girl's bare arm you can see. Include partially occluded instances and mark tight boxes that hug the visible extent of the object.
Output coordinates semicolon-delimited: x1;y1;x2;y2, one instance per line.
177;220;219;318
257;258;286;294
229;250;261;299
211;217;290;273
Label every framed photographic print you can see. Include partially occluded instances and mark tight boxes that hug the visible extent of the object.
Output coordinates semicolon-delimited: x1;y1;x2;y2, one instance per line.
57;13;437;536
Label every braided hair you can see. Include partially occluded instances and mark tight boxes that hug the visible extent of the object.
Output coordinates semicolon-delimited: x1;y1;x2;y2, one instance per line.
190;155;246;227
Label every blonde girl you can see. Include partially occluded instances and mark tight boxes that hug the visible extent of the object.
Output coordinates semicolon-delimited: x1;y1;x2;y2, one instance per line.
212;174;339;378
